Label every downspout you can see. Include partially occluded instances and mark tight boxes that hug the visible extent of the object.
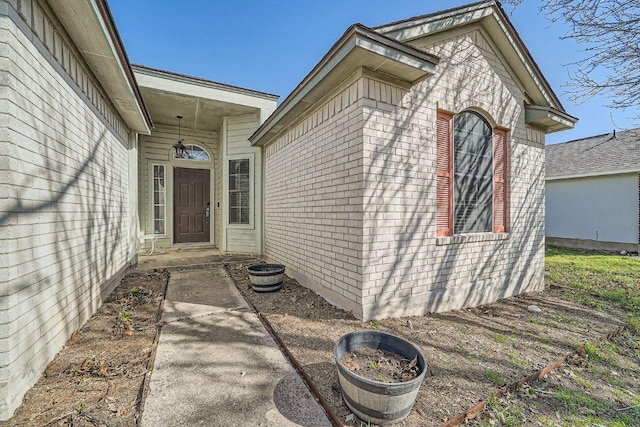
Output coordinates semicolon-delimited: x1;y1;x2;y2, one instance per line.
128;131;140;265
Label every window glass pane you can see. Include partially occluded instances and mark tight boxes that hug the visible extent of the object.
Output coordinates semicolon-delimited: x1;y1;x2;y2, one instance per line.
229;159;250;224
173;144;210;161
154;219;165;235
152;164;166;234
453;112;492;233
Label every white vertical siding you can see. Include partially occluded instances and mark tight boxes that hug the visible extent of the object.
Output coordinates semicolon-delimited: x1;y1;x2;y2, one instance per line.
223;114;262;253
546;174;639;244
138;126;218;247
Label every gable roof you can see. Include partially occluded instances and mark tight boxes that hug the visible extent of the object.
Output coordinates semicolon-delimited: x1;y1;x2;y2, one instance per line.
250;24;440;146
251;1;576;147
546;128;640;180
375;0;577;133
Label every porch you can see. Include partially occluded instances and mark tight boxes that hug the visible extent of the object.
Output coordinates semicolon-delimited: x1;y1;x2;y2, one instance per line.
132;65;278;254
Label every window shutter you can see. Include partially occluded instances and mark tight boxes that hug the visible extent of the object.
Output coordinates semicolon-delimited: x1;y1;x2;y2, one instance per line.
493;128;508;233
436;111;453;236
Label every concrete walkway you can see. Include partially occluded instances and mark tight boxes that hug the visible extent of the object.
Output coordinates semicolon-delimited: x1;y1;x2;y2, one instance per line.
141;266;332;427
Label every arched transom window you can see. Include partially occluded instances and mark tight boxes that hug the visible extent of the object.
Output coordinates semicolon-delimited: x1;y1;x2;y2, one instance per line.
174;144;210;161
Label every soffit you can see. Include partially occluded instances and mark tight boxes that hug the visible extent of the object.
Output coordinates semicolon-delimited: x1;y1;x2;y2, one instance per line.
48;0;151;133
133;68;276;132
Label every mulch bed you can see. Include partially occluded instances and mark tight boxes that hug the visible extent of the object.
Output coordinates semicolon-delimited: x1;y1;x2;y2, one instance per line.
226;263;638;427
2;269;168;427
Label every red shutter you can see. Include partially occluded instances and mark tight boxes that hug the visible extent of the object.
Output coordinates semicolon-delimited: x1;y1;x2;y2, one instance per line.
436;111;453;236
493;128;508;233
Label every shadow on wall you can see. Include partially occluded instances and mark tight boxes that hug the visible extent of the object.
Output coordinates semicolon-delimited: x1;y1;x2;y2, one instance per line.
362;34;545;319
1;93;130;416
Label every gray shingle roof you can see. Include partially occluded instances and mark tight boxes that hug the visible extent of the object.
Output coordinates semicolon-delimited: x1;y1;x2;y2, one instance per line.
545;128;640;179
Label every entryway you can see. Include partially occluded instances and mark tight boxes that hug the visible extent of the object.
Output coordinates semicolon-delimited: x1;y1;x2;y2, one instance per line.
173;167;211;243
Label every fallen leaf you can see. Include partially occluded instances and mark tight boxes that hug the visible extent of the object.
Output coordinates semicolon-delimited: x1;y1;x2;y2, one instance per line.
409;356;417;368
343;360;360;371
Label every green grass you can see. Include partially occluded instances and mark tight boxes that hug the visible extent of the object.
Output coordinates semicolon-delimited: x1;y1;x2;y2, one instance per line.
493;333;507;343
545;246;640;329
483;370;504;385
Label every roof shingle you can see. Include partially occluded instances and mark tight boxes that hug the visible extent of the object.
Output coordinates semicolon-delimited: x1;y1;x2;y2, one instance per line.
545;128;640;179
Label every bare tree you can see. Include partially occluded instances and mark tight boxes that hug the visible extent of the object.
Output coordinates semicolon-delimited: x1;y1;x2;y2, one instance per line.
505;0;640;110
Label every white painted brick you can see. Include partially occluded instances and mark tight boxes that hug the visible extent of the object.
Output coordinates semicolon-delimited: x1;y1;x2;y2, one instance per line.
0;7;133;420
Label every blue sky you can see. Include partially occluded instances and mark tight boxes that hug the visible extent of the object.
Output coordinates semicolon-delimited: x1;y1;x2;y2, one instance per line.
108;0;638;144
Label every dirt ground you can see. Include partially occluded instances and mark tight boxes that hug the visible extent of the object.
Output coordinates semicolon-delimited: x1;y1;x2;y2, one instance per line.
225;263;639;427
4;261;637;427
2;269;168;427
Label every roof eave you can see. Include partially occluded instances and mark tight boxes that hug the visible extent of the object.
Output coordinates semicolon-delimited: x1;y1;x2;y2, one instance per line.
526;105;578;134
546;168;640;181
48;0;152;134
132;64;280;101
249;24;439;147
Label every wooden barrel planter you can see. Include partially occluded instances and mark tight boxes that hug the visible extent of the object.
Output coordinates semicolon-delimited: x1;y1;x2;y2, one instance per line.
334;330;427;426
247;264;285;292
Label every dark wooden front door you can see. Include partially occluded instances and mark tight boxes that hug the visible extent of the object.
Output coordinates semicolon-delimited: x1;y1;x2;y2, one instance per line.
174;168;210;243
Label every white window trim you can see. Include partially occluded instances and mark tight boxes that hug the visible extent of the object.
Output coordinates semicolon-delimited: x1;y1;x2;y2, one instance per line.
150;163;168;237
224;153;255;229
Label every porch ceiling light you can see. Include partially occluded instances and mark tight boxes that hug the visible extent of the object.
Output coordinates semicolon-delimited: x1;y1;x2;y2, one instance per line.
173;115;187;158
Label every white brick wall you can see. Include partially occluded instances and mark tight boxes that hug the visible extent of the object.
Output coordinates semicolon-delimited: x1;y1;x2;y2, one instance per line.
0;3;133;419
263;76;367;317
361;29;545;319
263;28;545;321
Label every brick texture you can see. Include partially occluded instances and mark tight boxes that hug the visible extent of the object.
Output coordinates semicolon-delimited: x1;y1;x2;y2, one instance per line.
0;3;132;419
263;29;545;321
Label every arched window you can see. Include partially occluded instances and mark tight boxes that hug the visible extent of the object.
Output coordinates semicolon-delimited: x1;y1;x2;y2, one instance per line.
453;111;493;233
436;110;508;236
174;144;210;161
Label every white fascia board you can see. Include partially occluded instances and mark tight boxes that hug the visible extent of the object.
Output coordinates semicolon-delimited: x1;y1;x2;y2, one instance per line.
249;38;357;145
546;168;640;181
381;4;561;112
134;71;277;112
380;7;492;41
355;37;437;74
87;0;150;134
49;0;151;133
489;14;556;108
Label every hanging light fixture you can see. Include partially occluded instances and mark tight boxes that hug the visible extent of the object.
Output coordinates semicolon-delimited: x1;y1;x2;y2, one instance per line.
173;115;187;158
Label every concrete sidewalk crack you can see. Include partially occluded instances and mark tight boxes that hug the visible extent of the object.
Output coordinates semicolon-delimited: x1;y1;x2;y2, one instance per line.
160;305;251;324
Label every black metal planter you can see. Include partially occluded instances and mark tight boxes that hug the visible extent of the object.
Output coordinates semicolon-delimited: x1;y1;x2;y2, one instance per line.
334;330;427;426
247;264;285;292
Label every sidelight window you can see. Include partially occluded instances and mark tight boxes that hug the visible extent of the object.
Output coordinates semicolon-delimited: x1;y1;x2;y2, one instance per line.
152;164;166;234
229;159;250;224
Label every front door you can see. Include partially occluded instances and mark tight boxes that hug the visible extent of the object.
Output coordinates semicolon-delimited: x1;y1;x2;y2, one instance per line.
174;168;210;243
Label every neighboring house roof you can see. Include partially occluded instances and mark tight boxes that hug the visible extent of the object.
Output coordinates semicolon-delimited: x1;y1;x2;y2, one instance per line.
47;1;152;133
250;1;576;147
546;128;640;180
